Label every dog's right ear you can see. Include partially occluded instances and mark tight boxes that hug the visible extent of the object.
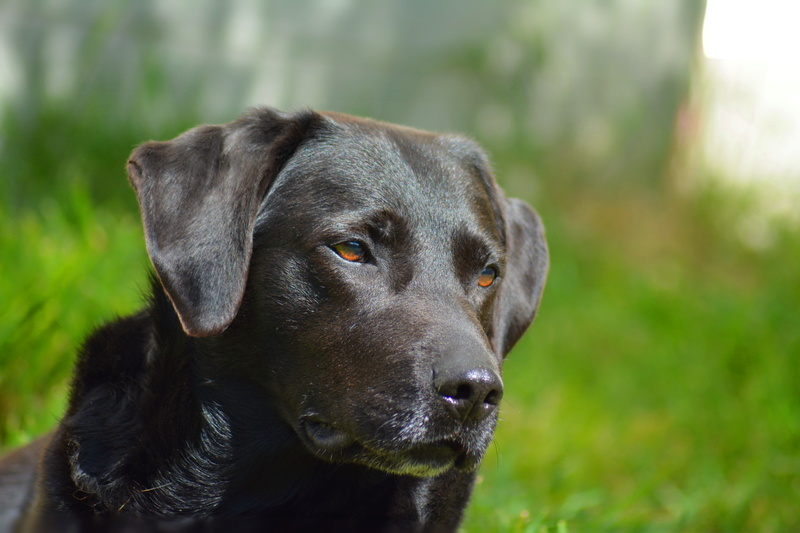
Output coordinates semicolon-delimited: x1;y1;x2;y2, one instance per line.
127;108;319;337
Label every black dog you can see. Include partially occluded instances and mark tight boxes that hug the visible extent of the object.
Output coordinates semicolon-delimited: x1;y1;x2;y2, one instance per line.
1;108;548;532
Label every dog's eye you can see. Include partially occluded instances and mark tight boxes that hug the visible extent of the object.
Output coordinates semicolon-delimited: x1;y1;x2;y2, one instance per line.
332;241;368;263
478;266;498;288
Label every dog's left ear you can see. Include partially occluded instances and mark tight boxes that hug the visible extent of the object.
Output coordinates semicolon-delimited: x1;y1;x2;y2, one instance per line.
127;108;319;337
491;197;549;356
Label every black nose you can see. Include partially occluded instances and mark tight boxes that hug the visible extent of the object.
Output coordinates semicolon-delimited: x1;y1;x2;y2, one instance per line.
435;367;503;422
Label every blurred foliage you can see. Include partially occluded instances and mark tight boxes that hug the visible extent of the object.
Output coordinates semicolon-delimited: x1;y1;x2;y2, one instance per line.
0;185;148;441
465;184;800;531
1;0;705;212
2;0;799;531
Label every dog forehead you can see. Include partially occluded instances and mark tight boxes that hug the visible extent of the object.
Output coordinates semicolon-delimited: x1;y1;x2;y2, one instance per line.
269;122;498;227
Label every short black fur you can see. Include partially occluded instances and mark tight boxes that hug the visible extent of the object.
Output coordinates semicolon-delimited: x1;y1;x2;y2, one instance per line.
2;108;548;532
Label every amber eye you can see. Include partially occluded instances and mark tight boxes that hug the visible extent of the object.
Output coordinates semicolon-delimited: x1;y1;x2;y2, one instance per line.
478;266;498;288
332;241;368;263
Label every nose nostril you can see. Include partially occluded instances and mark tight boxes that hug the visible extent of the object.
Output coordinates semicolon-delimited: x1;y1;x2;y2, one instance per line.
453;384;473;401
483;388;502;406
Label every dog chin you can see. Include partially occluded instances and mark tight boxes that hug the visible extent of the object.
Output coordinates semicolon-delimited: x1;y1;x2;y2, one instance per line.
358;440;483;477
300;418;483;477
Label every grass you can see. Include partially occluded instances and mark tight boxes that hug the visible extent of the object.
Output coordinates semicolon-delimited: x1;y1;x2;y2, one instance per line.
1;166;798;531
463;188;800;532
0;183;149;446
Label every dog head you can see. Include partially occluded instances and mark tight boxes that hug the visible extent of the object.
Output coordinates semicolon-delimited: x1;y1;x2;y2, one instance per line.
127;108;548;477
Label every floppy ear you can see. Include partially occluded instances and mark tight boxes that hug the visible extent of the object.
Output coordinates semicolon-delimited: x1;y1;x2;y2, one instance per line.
492;197;549;356
127;108;318;337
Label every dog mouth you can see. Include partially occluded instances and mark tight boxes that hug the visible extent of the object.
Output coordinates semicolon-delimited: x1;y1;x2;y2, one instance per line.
300;417;478;477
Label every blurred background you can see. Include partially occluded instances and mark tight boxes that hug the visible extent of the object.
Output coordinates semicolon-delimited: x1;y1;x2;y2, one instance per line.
1;0;798;530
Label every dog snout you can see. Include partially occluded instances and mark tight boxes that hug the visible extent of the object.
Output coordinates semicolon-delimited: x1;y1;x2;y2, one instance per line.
434;365;503;423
